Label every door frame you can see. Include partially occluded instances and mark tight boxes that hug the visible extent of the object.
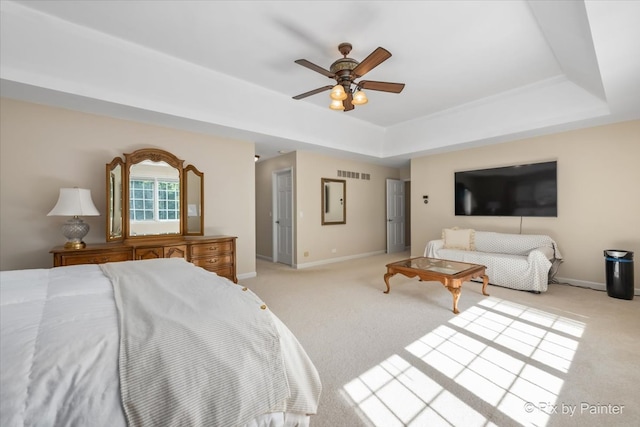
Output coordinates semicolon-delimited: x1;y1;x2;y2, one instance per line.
386;178;409;253
272;167;294;265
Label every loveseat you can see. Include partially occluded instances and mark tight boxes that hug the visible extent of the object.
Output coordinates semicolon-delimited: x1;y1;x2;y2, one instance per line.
424;229;562;293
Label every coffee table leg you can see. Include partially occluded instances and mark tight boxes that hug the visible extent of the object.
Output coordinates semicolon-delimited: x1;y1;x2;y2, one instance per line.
383;272;395;294
481;274;490;296
447;286;461;314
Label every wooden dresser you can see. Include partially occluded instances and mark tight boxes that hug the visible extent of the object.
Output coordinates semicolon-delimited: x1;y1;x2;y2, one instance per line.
51;235;237;283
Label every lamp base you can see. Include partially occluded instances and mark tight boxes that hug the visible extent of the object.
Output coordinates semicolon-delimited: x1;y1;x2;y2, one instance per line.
64;241;87;250
60;217;90;250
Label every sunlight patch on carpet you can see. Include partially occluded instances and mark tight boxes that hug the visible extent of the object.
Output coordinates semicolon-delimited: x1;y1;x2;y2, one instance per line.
343;354;486;427
342;296;585;426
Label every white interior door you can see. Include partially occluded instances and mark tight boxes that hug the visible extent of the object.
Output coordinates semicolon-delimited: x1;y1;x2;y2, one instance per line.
386;178;406;253
273;169;293;265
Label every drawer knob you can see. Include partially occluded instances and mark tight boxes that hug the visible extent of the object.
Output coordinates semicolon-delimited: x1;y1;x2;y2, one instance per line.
209;246;217;250
208;258;218;263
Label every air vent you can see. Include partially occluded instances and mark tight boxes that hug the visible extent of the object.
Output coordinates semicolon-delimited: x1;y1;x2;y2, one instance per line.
337;170;371;180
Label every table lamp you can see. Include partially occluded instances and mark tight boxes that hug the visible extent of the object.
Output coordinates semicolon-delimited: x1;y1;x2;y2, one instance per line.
47;188;100;249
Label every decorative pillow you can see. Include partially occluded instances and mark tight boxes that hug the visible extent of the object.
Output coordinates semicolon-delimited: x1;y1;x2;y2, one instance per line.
442;227;476;250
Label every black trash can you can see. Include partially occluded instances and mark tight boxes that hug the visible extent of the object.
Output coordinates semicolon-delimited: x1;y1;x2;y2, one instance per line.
604;250;634;300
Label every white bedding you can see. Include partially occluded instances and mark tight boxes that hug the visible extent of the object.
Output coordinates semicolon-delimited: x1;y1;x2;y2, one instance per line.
0;261;321;427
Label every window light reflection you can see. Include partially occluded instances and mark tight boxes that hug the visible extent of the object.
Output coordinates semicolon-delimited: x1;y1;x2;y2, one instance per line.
343;354;486;427
342;297;586;426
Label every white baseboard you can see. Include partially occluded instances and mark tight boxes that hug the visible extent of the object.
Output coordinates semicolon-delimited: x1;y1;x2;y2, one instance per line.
295;250;386;269
237;271;257;280
555;276;640;296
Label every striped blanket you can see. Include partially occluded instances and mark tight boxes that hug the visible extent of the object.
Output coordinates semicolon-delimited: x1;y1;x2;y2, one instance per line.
101;258;320;426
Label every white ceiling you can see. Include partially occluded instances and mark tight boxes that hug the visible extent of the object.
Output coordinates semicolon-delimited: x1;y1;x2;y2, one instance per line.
1;1;639;167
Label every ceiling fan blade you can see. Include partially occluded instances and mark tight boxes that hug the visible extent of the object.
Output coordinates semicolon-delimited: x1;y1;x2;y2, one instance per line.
294;59;335;78
358;80;405;93
292;85;333;100
352;47;392;78
343;92;354;111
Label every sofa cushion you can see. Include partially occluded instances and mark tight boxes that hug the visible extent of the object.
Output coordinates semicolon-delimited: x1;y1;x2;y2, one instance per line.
442;227;475;250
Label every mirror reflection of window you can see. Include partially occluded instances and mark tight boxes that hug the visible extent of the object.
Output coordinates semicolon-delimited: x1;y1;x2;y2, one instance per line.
106;149;205;241
129;161;180;236
129;179;180;221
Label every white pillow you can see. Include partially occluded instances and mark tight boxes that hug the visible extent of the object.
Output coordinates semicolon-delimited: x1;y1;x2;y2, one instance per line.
442;227;476;251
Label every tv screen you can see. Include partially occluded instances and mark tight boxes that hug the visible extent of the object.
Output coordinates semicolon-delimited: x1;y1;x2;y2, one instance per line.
455;161;557;217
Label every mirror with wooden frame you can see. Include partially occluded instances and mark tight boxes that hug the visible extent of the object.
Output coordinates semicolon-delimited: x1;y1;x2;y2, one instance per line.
184;165;204;235
106;148;204;241
106;157;124;241
321;178;346;225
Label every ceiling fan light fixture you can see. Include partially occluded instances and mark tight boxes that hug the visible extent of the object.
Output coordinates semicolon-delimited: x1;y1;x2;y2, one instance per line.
330;84;347;101
329;99;345;110
293;43;403;111
352;89;368;105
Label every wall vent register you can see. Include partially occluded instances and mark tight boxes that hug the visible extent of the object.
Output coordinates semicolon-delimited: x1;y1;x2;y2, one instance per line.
337;170;371;180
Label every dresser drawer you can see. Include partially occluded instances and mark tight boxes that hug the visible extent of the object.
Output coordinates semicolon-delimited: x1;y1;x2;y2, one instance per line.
135;247;164;260
56;250;133;266
134;245;188;260
190;240;233;257
191;254;233;270
164;245;187;259
206;266;235;282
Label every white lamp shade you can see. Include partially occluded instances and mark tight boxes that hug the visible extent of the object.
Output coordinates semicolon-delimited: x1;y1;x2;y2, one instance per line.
48;188;100;217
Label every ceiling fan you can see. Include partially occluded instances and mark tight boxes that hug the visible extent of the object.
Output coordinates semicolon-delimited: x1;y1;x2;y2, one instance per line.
292;42;405;111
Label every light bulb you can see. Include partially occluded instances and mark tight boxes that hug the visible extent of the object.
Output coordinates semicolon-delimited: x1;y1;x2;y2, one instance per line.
329;99;345;110
352;89;368;105
330;85;347;101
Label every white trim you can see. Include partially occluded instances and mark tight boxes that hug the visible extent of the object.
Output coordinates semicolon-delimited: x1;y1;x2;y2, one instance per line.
555;276;640;296
295;250;386;269
237;271;257;280
256;254;272;262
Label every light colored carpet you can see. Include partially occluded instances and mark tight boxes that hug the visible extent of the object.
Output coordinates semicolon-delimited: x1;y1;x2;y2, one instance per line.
240;251;639;427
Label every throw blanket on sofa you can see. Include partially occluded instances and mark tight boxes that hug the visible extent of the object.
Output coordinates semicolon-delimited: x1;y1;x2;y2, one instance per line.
425;231;562;292
101;258;316;427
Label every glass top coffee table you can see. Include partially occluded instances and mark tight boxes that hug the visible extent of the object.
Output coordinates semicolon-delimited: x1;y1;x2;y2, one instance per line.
384;257;489;314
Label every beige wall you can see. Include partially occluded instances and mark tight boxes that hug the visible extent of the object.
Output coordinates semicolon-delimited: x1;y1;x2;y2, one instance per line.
411;120;640;286
0;98;256;276
256;151;401;266
5;97;636;287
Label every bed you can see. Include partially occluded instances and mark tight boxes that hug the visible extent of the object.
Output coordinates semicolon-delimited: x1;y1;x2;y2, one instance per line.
1;258;322;427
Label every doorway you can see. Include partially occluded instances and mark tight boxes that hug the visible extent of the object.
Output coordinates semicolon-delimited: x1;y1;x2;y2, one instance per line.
272;168;294;265
386;178;410;253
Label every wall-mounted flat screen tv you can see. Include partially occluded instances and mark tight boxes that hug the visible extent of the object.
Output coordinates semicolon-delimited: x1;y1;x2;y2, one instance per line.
455;161;557;217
